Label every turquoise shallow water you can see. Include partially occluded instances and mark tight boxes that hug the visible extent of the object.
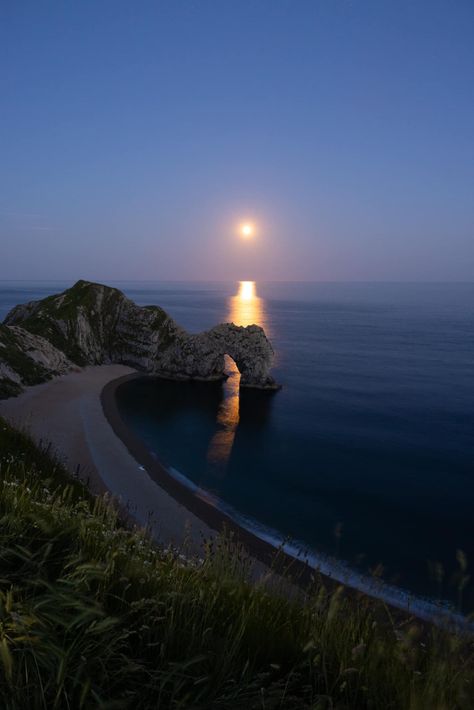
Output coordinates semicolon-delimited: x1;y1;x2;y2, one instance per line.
2;281;474;610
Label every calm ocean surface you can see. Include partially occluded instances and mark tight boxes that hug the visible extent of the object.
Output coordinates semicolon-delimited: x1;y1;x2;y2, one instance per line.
1;281;474;610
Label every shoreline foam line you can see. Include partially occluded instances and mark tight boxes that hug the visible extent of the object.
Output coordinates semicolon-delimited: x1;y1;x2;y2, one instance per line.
101;373;473;634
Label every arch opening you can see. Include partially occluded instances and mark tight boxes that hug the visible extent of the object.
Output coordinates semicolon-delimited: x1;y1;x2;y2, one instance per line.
206;354;240;471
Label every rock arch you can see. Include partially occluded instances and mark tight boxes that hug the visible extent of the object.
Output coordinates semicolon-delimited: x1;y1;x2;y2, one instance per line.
3;281;281;393
157;323;280;389
209;324;278;389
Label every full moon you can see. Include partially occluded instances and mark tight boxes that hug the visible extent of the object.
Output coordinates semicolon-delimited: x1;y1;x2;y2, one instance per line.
240;223;254;239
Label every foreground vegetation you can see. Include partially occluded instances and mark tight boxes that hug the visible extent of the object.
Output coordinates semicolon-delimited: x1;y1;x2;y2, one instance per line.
0;418;473;708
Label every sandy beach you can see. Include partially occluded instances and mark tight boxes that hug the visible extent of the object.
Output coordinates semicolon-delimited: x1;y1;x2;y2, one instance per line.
0;366;303;586
1;365;470;628
0;366;218;553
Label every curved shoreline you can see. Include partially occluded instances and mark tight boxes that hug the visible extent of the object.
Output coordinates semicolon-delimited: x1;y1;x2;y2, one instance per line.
102;373;472;633
0;365;469;633
101;373;303;575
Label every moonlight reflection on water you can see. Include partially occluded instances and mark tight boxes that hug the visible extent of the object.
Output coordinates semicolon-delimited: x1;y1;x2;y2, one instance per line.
206;281;267;471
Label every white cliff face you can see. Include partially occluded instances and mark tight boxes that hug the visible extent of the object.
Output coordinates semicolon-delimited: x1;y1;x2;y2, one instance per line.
0;323;74;398
0;362;22;385
1;280;280;398
9;327;73;374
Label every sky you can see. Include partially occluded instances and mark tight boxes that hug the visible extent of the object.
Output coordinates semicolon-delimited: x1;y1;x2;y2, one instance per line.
1;0;473;282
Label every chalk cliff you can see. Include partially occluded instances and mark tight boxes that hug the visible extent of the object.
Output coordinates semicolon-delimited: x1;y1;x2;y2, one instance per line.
1;280;279;397
0;323;73;398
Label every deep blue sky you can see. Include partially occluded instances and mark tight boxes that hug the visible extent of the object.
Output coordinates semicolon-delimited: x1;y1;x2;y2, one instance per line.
1;1;473;281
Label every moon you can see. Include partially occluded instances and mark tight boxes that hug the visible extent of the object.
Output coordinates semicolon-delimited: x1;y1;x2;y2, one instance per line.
240;223;254;239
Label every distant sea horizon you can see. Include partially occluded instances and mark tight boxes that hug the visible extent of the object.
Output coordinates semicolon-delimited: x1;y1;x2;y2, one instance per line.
2;277;474;287
2;279;474;613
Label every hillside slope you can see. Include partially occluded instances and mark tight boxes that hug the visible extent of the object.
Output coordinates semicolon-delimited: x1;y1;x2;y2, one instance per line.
0;417;473;708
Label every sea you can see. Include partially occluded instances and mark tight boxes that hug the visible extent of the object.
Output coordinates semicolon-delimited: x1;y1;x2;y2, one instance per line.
1;280;473;613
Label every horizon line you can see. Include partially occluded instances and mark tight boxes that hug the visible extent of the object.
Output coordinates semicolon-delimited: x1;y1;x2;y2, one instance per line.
0;278;473;285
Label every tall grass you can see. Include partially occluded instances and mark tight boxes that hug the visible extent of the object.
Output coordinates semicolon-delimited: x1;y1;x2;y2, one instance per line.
0;417;473;708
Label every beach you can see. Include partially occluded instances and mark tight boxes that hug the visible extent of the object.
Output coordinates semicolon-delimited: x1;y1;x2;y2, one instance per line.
2;280;473;612
0;366;218;553
1;364;472;629
0;366;304;590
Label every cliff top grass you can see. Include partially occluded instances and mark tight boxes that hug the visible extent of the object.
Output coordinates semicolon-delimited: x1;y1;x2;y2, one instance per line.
0;417;473;709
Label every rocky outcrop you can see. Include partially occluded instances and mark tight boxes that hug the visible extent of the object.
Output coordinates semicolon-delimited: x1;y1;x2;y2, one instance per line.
158;323;276;388
1;280;279;398
0;323;73;399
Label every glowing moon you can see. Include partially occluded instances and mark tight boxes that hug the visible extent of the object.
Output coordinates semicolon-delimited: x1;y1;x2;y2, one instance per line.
240;223;254;239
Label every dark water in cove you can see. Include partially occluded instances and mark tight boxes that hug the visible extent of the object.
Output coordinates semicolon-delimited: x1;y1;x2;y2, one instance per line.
1;281;474;610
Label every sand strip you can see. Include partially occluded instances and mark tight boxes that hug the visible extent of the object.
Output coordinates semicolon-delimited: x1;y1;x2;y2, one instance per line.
1;366;469;629
0;366;218;552
0;366;306;597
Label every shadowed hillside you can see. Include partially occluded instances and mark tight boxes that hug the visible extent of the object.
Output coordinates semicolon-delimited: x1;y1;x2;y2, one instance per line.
0;417;473;708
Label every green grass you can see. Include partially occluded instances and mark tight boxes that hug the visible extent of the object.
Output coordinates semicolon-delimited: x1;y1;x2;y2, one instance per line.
0;417;473;709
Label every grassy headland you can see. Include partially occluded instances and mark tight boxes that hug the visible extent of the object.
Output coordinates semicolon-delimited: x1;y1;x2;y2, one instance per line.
0;417;473;709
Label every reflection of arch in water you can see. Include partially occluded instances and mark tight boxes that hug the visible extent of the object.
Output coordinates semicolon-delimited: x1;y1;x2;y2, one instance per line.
237;386;275;430
206;355;276;474
206;355;240;471
206;281;272;472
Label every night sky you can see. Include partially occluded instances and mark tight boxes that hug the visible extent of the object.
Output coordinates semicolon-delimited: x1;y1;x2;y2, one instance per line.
1;1;473;281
